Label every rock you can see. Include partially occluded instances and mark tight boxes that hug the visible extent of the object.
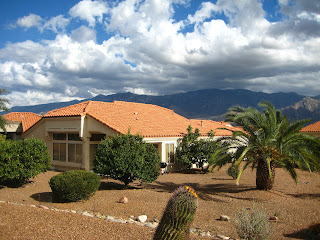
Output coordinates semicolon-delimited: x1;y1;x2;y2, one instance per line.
217;235;230;240
112;218;127;223
145;222;158;229
199;231;211;237
220;215;230;221
269;216;278;221
82;212;94;217
106;215;115;221
190;228;197;233
119;196;128;204
137;215;147;223
39;205;49;210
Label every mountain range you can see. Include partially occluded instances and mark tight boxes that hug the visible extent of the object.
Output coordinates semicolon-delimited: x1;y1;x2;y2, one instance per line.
6;89;320;123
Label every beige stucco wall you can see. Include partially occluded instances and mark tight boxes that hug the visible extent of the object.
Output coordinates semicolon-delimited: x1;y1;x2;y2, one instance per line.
23;115;191;173
23;116;121;171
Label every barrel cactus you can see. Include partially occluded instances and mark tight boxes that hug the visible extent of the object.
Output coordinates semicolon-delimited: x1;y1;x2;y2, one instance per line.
153;185;198;240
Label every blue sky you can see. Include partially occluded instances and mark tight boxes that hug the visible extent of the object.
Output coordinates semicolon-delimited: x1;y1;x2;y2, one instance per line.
0;0;320;107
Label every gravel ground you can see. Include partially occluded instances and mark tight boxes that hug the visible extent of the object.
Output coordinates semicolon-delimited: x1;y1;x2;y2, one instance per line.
1;165;320;239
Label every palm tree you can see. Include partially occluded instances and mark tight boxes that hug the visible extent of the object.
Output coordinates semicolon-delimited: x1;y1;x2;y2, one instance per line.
0;89;10;133
210;101;320;190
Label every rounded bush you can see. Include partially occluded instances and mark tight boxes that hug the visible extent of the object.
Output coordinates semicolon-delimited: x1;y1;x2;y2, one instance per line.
49;170;101;203
0;137;51;187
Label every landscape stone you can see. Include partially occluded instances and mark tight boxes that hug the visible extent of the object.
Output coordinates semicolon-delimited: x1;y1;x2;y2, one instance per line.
39;205;49;210
269;216;278;221
119;196;128;204
217;234;230;240
82;212;94;217
137;215;147;223
220;215;230;221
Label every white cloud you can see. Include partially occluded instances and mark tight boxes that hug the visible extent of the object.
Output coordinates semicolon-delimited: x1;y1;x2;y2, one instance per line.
1;0;320;106
71;26;96;42
7;90;81;107
16;14;43;29
69;0;109;27
42;15;70;33
187;2;217;24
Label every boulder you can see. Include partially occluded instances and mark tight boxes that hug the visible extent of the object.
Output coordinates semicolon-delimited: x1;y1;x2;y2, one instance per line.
119;196;128;204
137;215;147;223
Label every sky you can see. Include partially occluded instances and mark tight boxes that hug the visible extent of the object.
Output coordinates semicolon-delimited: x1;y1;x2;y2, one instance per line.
0;0;320;107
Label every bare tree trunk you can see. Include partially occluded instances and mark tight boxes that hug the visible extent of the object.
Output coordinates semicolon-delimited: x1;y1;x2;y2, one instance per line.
256;159;275;190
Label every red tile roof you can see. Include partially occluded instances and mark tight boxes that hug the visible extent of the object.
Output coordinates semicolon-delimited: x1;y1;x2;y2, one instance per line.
43;101;241;137
3;112;42;133
301;121;320;133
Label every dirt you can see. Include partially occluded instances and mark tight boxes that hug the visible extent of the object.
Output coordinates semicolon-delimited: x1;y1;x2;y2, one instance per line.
0;165;320;239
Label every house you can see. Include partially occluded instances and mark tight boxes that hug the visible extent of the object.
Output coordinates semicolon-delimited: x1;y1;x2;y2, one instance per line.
22;100;240;172
301;121;320;138
1;112;41;140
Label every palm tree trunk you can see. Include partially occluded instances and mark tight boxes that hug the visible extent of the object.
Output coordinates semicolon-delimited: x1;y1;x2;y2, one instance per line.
256;159;275;190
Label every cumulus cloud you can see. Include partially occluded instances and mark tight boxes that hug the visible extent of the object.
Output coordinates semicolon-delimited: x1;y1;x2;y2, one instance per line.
1;0;320;107
42;15;70;33
16;14;43;29
71;26;96;42
69;0;109;27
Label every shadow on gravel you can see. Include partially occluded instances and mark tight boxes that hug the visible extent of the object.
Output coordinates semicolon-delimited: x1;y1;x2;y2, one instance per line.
284;226;320;240
31;192;53;203
288;193;320;200
145;181;257;202
99;181;141;191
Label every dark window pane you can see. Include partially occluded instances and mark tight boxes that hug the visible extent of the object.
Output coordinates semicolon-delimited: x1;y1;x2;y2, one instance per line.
53;133;66;140
68;143;76;162
68;133;81;141
60;143;66;161
90;134;106;141
53;143;60;160
75;144;82;163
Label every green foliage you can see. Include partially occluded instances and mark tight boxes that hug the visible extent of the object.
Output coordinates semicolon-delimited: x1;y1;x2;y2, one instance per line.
93;133;160;186
227;163;239;179
153;185;198;240
210;101;320;190
49;170;100;203
0;138;51;187
0;88;10;132
175;125;217;170
234;205;271;240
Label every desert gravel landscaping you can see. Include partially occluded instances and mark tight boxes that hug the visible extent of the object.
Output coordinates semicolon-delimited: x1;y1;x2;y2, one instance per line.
1;165;320;239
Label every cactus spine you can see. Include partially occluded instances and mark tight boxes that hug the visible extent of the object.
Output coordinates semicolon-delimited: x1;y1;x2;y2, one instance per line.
153;185;198;240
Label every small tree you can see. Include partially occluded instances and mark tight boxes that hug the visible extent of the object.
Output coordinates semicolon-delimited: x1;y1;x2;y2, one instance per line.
93;133;160;186
0;137;51;187
0;89;10;133
175;125;217;170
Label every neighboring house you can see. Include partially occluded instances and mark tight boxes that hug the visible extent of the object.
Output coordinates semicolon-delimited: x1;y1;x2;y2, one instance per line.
1;112;41;140
23;100;240;172
301;121;320;138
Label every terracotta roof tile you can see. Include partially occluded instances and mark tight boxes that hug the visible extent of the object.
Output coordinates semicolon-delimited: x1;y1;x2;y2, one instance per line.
301;121;320;133
3;112;42;133
43;101;239;137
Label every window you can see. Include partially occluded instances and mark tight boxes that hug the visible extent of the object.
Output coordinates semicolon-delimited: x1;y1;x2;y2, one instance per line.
52;133;82;163
165;143;175;163
90;134;106;141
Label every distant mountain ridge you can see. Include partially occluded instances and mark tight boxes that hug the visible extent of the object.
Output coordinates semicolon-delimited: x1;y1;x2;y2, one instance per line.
282;97;320;123
6;89;320;123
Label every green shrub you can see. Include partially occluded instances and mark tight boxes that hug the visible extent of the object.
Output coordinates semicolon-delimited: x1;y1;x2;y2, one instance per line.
175;126;217;170
234;205;271;240
93;133;160;186
49;170;101;203
227;163;239;179
0;138;51;187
